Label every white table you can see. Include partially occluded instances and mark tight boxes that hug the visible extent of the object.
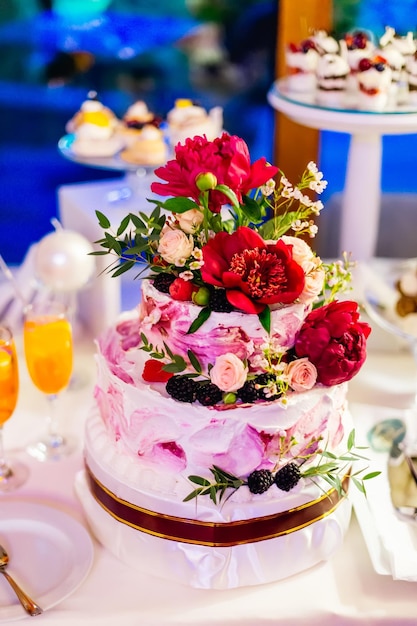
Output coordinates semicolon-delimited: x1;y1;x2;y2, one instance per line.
2;289;417;624
268;80;417;261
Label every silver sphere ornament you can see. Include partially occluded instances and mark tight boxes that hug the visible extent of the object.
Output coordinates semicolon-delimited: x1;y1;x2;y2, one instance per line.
34;229;96;292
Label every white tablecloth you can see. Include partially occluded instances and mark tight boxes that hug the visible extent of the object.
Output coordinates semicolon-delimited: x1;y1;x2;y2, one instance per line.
2;322;417;625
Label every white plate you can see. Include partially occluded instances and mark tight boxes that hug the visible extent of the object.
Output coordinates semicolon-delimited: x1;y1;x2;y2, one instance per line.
0;501;94;622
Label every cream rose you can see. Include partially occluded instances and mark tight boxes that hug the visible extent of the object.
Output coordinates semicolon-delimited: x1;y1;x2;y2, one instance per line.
281;235;319;273
286;358;317;392
176;209;204;234
210;353;248;393
157;229;194;265
299;267;326;305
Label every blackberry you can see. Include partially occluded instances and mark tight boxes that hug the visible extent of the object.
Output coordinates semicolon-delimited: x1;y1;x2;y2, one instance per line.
209;288;234;313
247;469;274;494
274;463;301;492
166;376;198;403
153;273;176;293
237;380;258;403
196;382;223;406
254;373;281;401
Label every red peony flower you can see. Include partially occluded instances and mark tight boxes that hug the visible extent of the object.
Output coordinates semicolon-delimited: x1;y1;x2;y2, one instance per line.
142;359;174;383
151;134;279;213
201;226;305;314
294;300;371;386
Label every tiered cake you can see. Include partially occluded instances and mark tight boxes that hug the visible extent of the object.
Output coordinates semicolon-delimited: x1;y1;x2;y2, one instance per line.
76;133;372;588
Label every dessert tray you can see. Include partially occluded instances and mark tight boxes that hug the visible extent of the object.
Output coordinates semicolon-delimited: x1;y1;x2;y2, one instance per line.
0;500;94;622
270;79;417;115
58;133;168;172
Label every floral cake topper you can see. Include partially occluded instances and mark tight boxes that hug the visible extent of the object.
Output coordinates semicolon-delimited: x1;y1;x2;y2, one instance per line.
94;132;376;500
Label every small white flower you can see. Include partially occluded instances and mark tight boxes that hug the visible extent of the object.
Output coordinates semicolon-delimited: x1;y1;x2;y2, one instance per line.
309;179;328;193
189;260;203;270
300;194;312;207
292;187;303;200
179;270;194;281
280;175;292;188
308;224;318;237
192;248;203;260
176;258;186;267
310;200;324;215
307;161;318;174
281;187;293;198
261;179;276;196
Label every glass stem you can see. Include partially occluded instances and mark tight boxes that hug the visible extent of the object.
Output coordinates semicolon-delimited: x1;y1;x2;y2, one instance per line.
0;426;11;479
47;395;64;448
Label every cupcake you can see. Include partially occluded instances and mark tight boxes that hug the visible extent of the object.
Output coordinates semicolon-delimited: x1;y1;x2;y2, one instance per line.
405;52;417;105
316;52;350;107
285;39;319;93
120;125;168;166
119;100;163;147
311;30;339;56
356;55;392;111
67;92;124;157
380;27;411;104
166;99;223;147
341;30;375;93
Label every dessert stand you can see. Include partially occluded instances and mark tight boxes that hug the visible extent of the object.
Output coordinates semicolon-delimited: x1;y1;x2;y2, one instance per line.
58;133;165;202
268;79;417;261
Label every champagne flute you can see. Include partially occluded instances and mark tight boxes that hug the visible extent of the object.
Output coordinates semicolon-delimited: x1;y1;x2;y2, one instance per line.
23;300;75;461
0;326;29;491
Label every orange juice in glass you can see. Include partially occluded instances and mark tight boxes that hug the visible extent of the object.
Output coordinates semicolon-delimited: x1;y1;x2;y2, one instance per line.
0;326;29;491
24;301;75;461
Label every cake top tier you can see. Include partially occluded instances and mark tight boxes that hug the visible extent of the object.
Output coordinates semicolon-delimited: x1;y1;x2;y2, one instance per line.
93;132;371;408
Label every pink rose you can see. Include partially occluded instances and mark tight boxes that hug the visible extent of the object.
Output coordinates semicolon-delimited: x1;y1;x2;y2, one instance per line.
286;358;317;392
294;300;371;386
176;209;204;234
210;353;248;392
157;228;194;265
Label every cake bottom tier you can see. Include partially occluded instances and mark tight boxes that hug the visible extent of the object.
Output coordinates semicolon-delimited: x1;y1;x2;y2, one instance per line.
75;468;352;589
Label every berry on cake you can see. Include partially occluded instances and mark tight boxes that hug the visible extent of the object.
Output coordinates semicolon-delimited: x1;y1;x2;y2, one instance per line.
356;55;392;111
285;38;319;92
80;132;377;589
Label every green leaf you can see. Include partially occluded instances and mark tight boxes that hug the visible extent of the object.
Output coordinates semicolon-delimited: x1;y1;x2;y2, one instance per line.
347;429;356;450
187;307;211;334
183;488;203;502
362;471;381;480
96;210;111;229
163;361;187;373
129;214;147;230
259;212;299;240
240;195;263;222
258;306;271;334
117;215;132;236
111;261;136;277
162;197;200;214
188;350;202;374
188;475;211;487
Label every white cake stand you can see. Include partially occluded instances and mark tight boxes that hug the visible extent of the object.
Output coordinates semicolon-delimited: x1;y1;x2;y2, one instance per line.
268;80;417;261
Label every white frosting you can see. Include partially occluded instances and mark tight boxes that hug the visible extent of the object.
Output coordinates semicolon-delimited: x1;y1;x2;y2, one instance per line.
399;271;417;296
316;53;350;81
167;104;223;145
286;48;319;72
124;100;152;121
81;277;356;588
312;31;339;55
358;65;392;92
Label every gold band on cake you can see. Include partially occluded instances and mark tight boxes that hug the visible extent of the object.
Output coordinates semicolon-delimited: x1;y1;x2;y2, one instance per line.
85;463;350;547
